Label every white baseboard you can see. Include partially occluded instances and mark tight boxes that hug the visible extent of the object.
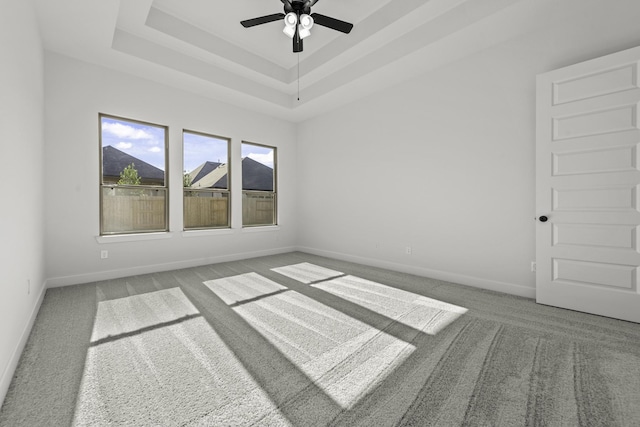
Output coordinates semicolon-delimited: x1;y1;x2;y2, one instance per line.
296;246;536;299
0;281;47;406
45;246;296;288
45;245;535;298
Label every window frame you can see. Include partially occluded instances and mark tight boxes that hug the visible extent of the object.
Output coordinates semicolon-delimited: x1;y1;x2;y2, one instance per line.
182;129;231;231
98;113;169;236
241;140;277;228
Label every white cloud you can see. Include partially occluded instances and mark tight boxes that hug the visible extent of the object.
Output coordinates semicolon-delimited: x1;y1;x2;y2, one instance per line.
103;122;152;140
247;152;274;168
148;147;162;153
116;142;133;150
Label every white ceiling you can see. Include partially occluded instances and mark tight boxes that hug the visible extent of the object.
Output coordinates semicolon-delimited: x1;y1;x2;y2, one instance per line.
34;0;561;122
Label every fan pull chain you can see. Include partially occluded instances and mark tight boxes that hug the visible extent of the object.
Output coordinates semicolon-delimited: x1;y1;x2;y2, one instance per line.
297;53;300;101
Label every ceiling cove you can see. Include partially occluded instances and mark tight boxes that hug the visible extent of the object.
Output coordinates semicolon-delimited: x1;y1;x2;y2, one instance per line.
37;0;538;121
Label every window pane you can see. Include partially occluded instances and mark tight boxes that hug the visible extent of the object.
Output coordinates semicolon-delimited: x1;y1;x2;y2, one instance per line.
241;143;274;191
183;131;230;229
100;115;168;235
242;143;276;226
101;117;166;186
101;187;167;233
242;192;275;226
184;132;229;189
184;191;229;229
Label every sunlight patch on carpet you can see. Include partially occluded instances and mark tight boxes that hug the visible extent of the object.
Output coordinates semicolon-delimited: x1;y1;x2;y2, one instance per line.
311;275;468;335
204;272;288;306
89;287;199;344
204;272;425;408
73;288;281;426
271;262;344;284
271;264;467;335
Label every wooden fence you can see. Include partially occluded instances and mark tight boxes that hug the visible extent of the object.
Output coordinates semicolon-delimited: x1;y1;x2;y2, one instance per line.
242;192;275;226
102;194;166;233
184;196;228;229
102;191;274;233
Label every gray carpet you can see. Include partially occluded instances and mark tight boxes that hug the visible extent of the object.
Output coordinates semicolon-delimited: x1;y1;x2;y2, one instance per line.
1;252;639;426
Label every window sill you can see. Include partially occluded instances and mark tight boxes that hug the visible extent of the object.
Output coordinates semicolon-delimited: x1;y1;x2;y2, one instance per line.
242;225;280;233
182;228;235;238
96;232;174;244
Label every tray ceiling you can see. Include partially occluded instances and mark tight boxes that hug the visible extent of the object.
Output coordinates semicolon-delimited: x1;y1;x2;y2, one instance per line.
35;0;550;121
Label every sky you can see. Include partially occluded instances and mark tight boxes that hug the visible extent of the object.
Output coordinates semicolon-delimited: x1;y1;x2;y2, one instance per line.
101;117;274;173
183;132;228;173
101;117;166;170
242;143;274;169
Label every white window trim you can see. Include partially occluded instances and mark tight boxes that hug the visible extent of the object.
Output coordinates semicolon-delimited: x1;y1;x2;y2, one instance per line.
181;228;235;238
96;232;175;244
241;225;280;233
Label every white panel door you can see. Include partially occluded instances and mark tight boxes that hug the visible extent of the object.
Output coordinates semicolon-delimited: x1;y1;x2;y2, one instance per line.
536;46;640;323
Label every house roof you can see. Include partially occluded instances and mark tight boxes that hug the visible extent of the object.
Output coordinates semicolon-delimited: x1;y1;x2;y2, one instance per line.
240;157;273;191
190;163;228;189
187;157;273;191
188;161;221;184
102;145;164;182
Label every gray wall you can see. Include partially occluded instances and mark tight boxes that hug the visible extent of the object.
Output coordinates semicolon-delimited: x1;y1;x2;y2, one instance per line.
0;0;46;404
43;53;298;286
296;0;640;297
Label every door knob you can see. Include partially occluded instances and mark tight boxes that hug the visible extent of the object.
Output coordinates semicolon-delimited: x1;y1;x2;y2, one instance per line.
538;215;548;222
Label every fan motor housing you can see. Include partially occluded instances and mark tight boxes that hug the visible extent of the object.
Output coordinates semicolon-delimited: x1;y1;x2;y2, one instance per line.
285;1;311;15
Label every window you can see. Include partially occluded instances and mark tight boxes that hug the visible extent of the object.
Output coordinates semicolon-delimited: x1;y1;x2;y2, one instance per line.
242;142;276;227
99;115;168;235
183;131;230;230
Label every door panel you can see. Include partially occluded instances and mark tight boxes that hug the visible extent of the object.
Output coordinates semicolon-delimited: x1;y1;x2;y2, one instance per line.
552;223;636;249
553;64;637;104
553;145;637;176
536;46;640;323
552;258;636;290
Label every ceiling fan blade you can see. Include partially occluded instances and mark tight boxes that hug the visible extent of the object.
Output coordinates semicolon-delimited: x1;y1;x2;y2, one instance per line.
310;13;353;34
241;13;285;28
281;0;294;12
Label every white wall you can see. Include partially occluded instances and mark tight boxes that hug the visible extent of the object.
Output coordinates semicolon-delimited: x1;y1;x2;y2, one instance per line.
0;0;46;405
296;0;640;297
44;52;297;286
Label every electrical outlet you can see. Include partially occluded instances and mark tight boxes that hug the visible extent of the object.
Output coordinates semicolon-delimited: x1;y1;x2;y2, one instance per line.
405;246;412;255
27;279;30;295
531;261;536;272
101;250;109;259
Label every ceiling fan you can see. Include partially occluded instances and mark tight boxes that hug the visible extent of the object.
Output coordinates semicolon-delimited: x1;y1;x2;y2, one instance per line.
241;0;354;53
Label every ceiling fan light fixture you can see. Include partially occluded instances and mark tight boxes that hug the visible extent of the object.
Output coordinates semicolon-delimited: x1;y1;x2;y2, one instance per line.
241;0;354;53
283;12;297;38
298;14;314;39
